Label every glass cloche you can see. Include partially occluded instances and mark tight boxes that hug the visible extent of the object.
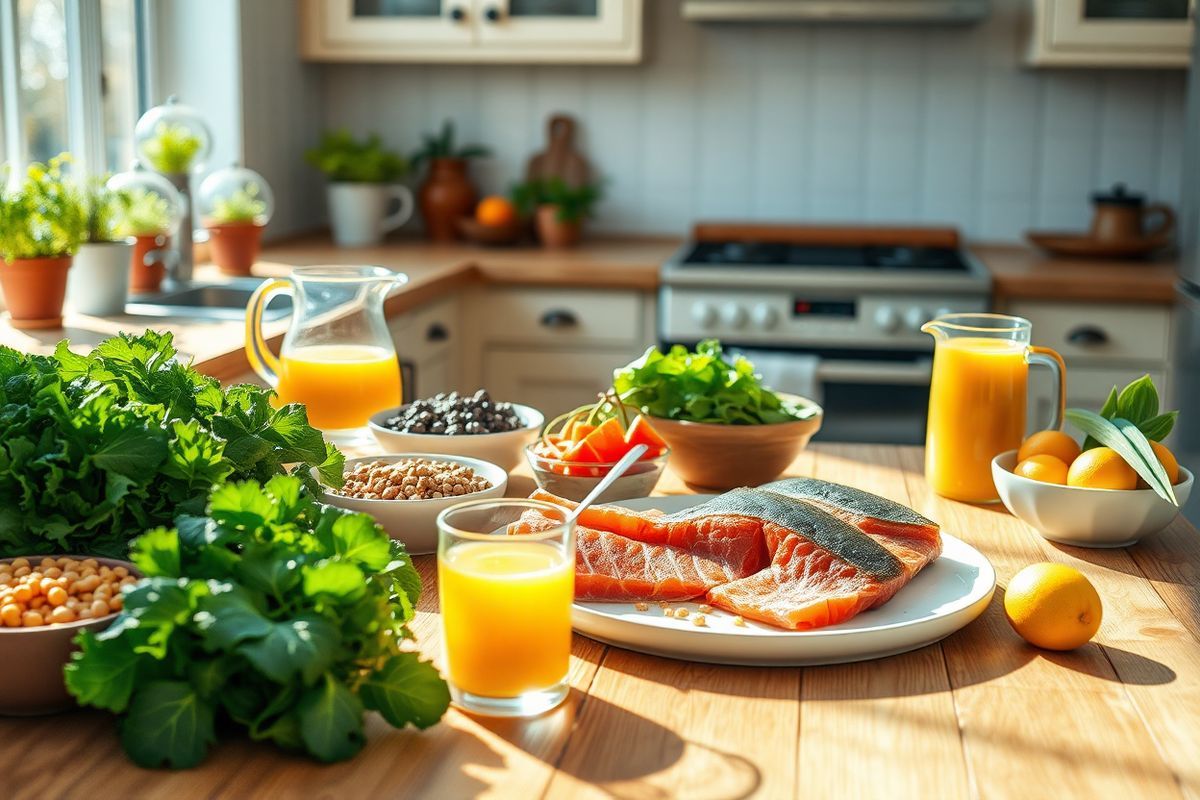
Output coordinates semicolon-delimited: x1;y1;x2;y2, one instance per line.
134;96;212;175
196;164;274;228
106;166;185;238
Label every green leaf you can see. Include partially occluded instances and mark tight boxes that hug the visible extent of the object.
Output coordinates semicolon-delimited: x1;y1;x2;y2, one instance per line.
120;680;216;769
236;548;301;599
64;629;143;712
1138;411;1178;442
302;560;366;602
1116;374;1159;424
239;614;339;685
1113;417;1177;504
360;653;450;730
1098;386;1119;419
130;526;181;578
90;425;170;479
296;674;365;762
325;512;392;571
1066;409;1177;505
195;586;273;651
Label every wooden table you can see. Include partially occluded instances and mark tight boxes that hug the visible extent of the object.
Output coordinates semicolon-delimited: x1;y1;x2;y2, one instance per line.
6;444;1199;799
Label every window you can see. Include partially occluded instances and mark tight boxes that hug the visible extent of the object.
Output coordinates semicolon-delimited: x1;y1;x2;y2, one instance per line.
0;0;145;176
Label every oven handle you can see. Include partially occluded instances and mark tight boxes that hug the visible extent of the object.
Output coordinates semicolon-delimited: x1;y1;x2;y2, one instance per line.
817;359;933;385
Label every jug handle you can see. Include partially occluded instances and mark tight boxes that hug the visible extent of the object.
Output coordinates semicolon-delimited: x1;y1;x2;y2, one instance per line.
1027;346;1066;431
245;278;291;387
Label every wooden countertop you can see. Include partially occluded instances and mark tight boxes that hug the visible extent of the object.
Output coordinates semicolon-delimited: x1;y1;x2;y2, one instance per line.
973;244;1180;305
11;443;1199;798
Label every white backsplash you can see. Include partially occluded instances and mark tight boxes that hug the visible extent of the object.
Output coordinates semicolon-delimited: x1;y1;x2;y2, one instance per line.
317;0;1185;242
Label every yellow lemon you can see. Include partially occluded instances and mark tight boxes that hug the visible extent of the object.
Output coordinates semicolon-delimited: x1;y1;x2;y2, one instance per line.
1017;430;1082;466
1067;446;1138;490
1004;563;1102;651
1014;454;1069;485
1150;441;1181;485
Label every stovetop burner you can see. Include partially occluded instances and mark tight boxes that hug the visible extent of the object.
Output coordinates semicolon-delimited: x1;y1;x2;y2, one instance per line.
683;242;970;272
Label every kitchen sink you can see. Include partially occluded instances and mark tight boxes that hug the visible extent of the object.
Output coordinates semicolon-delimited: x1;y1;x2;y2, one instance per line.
126;278;292;322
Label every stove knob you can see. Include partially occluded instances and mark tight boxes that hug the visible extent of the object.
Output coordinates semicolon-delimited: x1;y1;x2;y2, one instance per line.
721;303;748;328
874;306;900;333
691;302;717;329
904;306;930;332
751;303;778;330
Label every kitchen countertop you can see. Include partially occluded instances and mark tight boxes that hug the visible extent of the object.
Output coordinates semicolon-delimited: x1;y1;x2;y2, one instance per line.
0;236;1179;381
9;443;1199;798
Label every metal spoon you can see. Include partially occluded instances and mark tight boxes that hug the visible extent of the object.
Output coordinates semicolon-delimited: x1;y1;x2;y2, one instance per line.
566;444;649;525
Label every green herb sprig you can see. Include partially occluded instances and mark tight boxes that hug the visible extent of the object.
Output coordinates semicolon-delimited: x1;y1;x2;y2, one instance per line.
0;154;88;260
115;187;174;237
209;183;267;225
410;119;490;172
142;121;203;174
511;177;603;223
66;475;448;768
305;130;407;183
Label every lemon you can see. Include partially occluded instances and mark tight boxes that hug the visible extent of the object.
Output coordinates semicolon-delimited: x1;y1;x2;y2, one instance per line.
1067;446;1138;490
1005;563;1102;650
1014;454;1069;485
1150;441;1180;485
1018;430;1082;466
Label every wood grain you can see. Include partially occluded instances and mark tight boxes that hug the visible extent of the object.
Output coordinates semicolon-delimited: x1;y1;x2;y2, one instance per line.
978;243;1179;305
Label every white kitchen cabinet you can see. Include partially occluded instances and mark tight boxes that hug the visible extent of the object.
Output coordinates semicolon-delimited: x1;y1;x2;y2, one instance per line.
388;296;461;399
484;348;636;421
300;0;643;64
1024;0;1192;68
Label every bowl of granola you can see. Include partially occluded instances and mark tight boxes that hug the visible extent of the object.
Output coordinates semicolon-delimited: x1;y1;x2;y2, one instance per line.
315;454;508;554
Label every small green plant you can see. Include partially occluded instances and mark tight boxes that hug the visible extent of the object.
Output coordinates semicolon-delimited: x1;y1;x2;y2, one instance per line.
0;154;88;261
81;176;134;243
305;130;407;183
209;183;267;225
116;188;174;238
410;120;490;171
511;177;603;223
141;121;203;174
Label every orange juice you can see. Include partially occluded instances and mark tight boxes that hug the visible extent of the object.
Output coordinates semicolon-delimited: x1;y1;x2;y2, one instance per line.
925;337;1027;503
274;344;401;430
439;540;573;698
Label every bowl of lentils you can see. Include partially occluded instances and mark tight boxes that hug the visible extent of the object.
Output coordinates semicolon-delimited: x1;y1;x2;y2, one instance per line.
368;390;544;472
315;454;509;554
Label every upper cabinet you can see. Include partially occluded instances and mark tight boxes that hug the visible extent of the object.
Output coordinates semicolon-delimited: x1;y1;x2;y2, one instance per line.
300;0;643;63
1024;0;1192;68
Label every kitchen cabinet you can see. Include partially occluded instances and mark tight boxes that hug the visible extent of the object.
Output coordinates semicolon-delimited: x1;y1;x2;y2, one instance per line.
1024;0;1192;68
389;296;461;398
483;347;637;419
300;0;643;63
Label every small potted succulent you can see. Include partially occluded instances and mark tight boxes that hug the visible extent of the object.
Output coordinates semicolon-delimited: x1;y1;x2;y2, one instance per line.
197;165;273;275
306;130;412;247
65;176;136;317
0;155;87;329
411;120;491;242
513;178;603;249
108;168;184;294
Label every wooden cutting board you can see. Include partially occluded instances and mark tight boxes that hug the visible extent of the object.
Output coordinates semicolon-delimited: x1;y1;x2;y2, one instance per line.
525;114;591;188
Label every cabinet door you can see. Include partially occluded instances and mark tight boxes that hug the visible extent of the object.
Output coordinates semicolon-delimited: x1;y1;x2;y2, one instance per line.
415;354;456;397
304;0;474;55
1050;0;1191;49
1028;365;1167;435
473;0;638;50
483;347;633;421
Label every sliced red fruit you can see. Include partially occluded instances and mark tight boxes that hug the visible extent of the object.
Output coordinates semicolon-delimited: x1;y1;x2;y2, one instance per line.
561;437;604;464
581;418;627;462
624;415;668;459
570;422;597;443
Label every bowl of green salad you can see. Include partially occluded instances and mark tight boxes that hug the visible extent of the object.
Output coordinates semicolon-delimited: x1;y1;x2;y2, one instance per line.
612;340;822;490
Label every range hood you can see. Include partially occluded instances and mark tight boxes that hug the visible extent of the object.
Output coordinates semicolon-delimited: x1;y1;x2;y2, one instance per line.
682;0;987;24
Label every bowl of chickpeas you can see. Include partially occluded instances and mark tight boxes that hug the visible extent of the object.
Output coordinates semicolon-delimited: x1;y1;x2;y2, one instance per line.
0;555;140;715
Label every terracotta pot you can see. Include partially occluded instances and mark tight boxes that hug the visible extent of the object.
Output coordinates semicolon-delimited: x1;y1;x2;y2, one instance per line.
646;394;824;490
206;221;264;276
418;158;477;242
0;256;72;330
535;205;582;249
129;233;170;293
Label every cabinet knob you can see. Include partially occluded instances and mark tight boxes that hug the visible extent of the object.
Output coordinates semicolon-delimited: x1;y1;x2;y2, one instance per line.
449;5;466;21
426;322;449;342
539;309;578;329
1067;325;1108;346
484;5;501;22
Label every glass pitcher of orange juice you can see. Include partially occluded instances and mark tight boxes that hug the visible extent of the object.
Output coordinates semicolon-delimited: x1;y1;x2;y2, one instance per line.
921;313;1065;503
245;266;407;442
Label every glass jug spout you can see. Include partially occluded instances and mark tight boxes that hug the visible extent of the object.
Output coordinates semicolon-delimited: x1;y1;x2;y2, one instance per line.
920;319;949;340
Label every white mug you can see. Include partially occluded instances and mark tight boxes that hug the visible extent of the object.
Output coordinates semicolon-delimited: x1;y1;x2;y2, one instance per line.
326;182;415;247
66;240;134;316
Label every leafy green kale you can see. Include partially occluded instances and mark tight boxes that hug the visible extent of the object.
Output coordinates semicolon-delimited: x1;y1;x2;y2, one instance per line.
0;330;343;558
65;475;448;768
613;339;819;425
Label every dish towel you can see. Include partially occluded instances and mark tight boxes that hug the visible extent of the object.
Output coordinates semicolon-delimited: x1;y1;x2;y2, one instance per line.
736;349;822;405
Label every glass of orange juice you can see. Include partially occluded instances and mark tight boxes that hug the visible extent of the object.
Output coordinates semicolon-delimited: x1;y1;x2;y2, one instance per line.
437;499;575;717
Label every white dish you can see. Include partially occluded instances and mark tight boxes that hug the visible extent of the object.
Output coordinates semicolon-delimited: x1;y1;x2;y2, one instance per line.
368;403;543;473
570;495;996;667
992;450;1193;548
315;453;508;555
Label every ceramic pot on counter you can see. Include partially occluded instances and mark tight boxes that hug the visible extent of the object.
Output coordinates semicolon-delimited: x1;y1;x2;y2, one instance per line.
327;183;415;248
1089;184;1175;246
66;240;134;316
128;233;174;294
418;158;477;242
535;204;582;249
0;256;72;330
206;221;264;276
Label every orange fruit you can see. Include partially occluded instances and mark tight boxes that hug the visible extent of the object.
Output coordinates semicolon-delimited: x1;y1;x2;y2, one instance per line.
1150;441;1180;485
475;196;517;227
1004;563;1102;651
1018;430;1081;466
1014;454;1069;485
1066;447;1137;490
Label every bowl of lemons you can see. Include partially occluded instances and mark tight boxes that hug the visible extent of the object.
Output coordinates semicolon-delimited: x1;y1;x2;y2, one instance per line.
992;429;1192;548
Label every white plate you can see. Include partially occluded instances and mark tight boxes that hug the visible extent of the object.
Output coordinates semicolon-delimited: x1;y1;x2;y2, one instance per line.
571;495;996;666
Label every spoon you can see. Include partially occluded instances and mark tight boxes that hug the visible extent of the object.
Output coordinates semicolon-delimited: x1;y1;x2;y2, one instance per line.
565;444;649;526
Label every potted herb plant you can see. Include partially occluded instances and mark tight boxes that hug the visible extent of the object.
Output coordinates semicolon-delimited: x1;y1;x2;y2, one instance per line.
411;120;490;242
513;178;603;249
108;168;184;294
197;164;274;275
0;155;87;329
65;176;135;317
306;130;413;247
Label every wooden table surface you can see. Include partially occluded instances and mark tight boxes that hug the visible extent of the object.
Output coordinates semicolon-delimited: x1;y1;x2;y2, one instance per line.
6;443;1199;799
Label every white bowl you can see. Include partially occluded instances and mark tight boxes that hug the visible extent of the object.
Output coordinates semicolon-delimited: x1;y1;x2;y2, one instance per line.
314;453;509;555
992;450;1193;548
368;403;543;472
